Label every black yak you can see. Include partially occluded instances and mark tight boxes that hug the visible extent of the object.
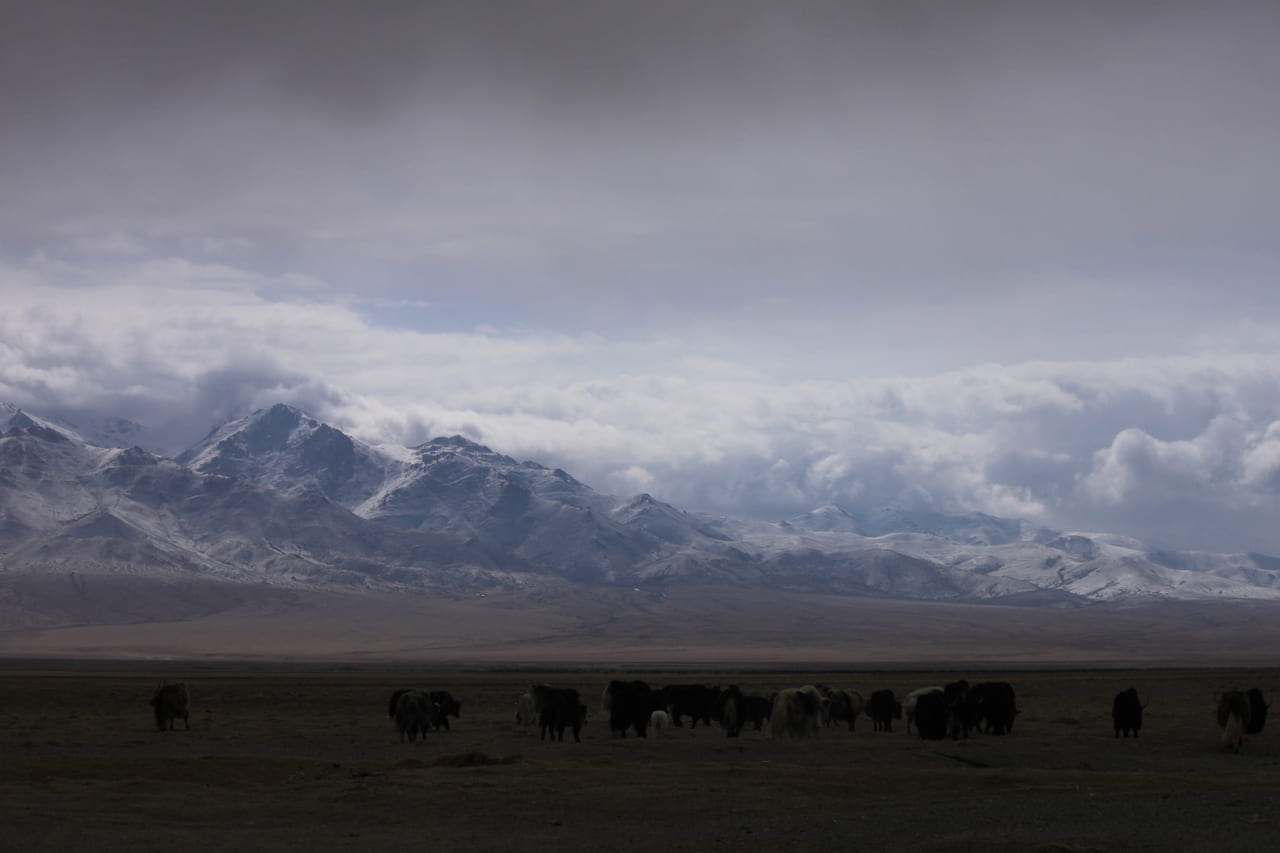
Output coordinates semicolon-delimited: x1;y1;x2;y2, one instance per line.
1112;687;1145;738
149;682;190;731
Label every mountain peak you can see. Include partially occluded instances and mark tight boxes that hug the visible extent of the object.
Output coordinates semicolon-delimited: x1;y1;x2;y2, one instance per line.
7;410;38;430
422;434;492;452
259;402;305;422
411;434;518;468
3;410;73;444
176;403;395;507
2;405;153;450
784;504;860;533
245;403;311;438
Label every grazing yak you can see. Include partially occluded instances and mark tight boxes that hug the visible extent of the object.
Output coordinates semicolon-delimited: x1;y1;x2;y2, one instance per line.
714;685;773;736
1245;688;1269;735
944;680;972;739
903;686;943;735
387;688;460;732
1218;689;1252;752
531;683;587;743
867;689;902;732
826;690;865;732
801;685;831;725
714;685;745;738
429;690;462;730
770;687;825;739
604;680;658;738
149;682;190;731
649;709;670;738
740;694;772;732
391;690;435;743
1112;688;1145;738
661;684;721;729
913;690;948;740
516;692;538;726
969;681;1018;735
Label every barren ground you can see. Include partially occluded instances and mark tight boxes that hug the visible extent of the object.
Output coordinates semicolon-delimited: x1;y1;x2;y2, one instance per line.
7;581;1280;667
2;663;1277;852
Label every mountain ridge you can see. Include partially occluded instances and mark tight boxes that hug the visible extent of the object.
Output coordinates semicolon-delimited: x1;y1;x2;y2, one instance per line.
5;401;1280;631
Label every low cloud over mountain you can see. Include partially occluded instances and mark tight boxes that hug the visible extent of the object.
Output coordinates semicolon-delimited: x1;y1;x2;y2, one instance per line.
6;292;1280;558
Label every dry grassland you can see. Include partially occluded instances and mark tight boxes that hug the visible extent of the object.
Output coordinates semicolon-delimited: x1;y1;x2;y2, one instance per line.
2;664;1278;852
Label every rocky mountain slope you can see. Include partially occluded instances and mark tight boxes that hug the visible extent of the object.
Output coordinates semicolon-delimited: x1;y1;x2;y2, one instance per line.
0;409;509;592
4;403;1280;611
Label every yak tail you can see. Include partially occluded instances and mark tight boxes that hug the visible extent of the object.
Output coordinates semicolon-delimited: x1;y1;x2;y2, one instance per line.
722;696;739;735
1222;711;1245;751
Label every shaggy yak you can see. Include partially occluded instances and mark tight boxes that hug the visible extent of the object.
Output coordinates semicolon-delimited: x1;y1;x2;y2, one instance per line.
149;682;190;731
1218;690;1253;753
1111;687;1145;738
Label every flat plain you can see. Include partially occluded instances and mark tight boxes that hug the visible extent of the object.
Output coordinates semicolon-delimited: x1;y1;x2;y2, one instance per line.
1;663;1278;852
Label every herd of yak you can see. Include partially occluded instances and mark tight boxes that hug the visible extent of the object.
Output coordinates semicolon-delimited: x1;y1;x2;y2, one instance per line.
147;678;1270;753
570;680;1019;744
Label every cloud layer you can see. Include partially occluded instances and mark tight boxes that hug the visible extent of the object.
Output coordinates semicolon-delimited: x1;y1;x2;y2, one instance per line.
5;2;1280;553
5;257;1280;554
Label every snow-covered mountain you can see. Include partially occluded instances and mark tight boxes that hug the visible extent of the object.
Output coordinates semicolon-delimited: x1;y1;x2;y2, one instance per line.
780;504;1042;546
178;403;401;508
0;407;512;590
716;508;1280;603
0;403;152;449
5;402;1280;608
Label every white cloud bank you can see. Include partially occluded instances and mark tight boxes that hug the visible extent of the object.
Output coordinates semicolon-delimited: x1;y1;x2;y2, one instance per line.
4;256;1280;555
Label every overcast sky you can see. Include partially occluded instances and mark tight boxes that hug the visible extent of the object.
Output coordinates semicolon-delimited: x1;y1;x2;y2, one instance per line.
4;1;1280;553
